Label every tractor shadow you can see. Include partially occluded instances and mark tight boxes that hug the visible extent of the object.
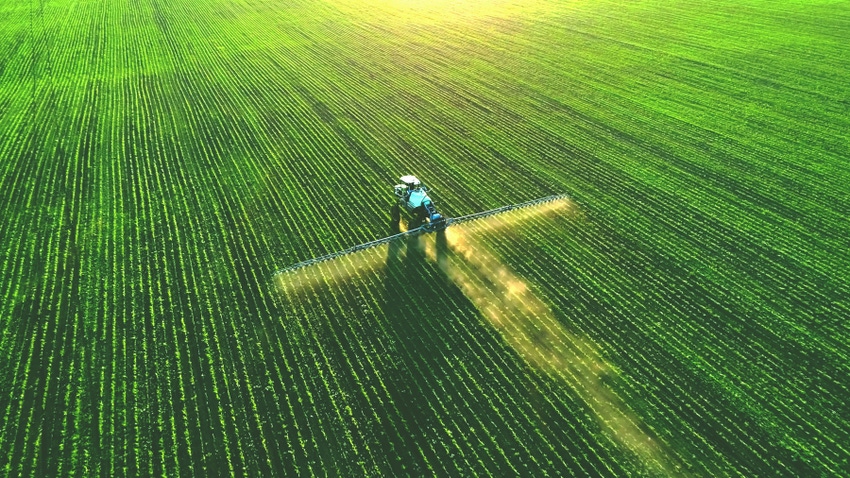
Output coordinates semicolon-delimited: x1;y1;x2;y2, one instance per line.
377;216;467;473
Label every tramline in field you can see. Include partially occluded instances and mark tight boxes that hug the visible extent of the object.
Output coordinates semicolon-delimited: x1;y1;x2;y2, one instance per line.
274;176;568;275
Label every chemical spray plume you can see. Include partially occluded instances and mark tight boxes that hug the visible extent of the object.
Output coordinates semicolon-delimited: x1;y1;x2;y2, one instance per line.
275;246;393;298
417;202;684;475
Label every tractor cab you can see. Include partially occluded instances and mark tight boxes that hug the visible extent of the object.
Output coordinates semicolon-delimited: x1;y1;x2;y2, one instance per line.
394;175;423;200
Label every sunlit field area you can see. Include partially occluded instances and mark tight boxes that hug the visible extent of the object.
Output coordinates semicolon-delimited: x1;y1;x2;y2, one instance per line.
1;0;848;475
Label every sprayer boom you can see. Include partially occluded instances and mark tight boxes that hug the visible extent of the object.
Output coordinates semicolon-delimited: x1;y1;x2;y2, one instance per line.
274;193;569;276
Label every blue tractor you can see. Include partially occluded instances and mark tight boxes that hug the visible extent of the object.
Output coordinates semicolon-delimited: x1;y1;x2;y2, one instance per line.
392;175;447;231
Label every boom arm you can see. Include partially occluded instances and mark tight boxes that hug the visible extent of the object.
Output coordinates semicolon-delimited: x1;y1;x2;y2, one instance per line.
274;194;570;276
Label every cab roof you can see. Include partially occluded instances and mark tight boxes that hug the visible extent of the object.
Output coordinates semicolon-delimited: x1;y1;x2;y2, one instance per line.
399;175;421;186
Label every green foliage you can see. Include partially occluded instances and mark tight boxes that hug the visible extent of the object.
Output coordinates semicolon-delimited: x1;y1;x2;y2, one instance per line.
1;0;848;475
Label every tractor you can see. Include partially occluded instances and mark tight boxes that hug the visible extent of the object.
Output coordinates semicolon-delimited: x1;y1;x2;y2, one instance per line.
392;175;447;231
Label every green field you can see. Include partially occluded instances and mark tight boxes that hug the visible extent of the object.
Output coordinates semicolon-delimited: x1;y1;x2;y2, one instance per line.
2;0;849;475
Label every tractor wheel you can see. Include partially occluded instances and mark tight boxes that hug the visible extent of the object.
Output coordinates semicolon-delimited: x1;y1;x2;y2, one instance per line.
409;212;425;230
391;204;400;223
